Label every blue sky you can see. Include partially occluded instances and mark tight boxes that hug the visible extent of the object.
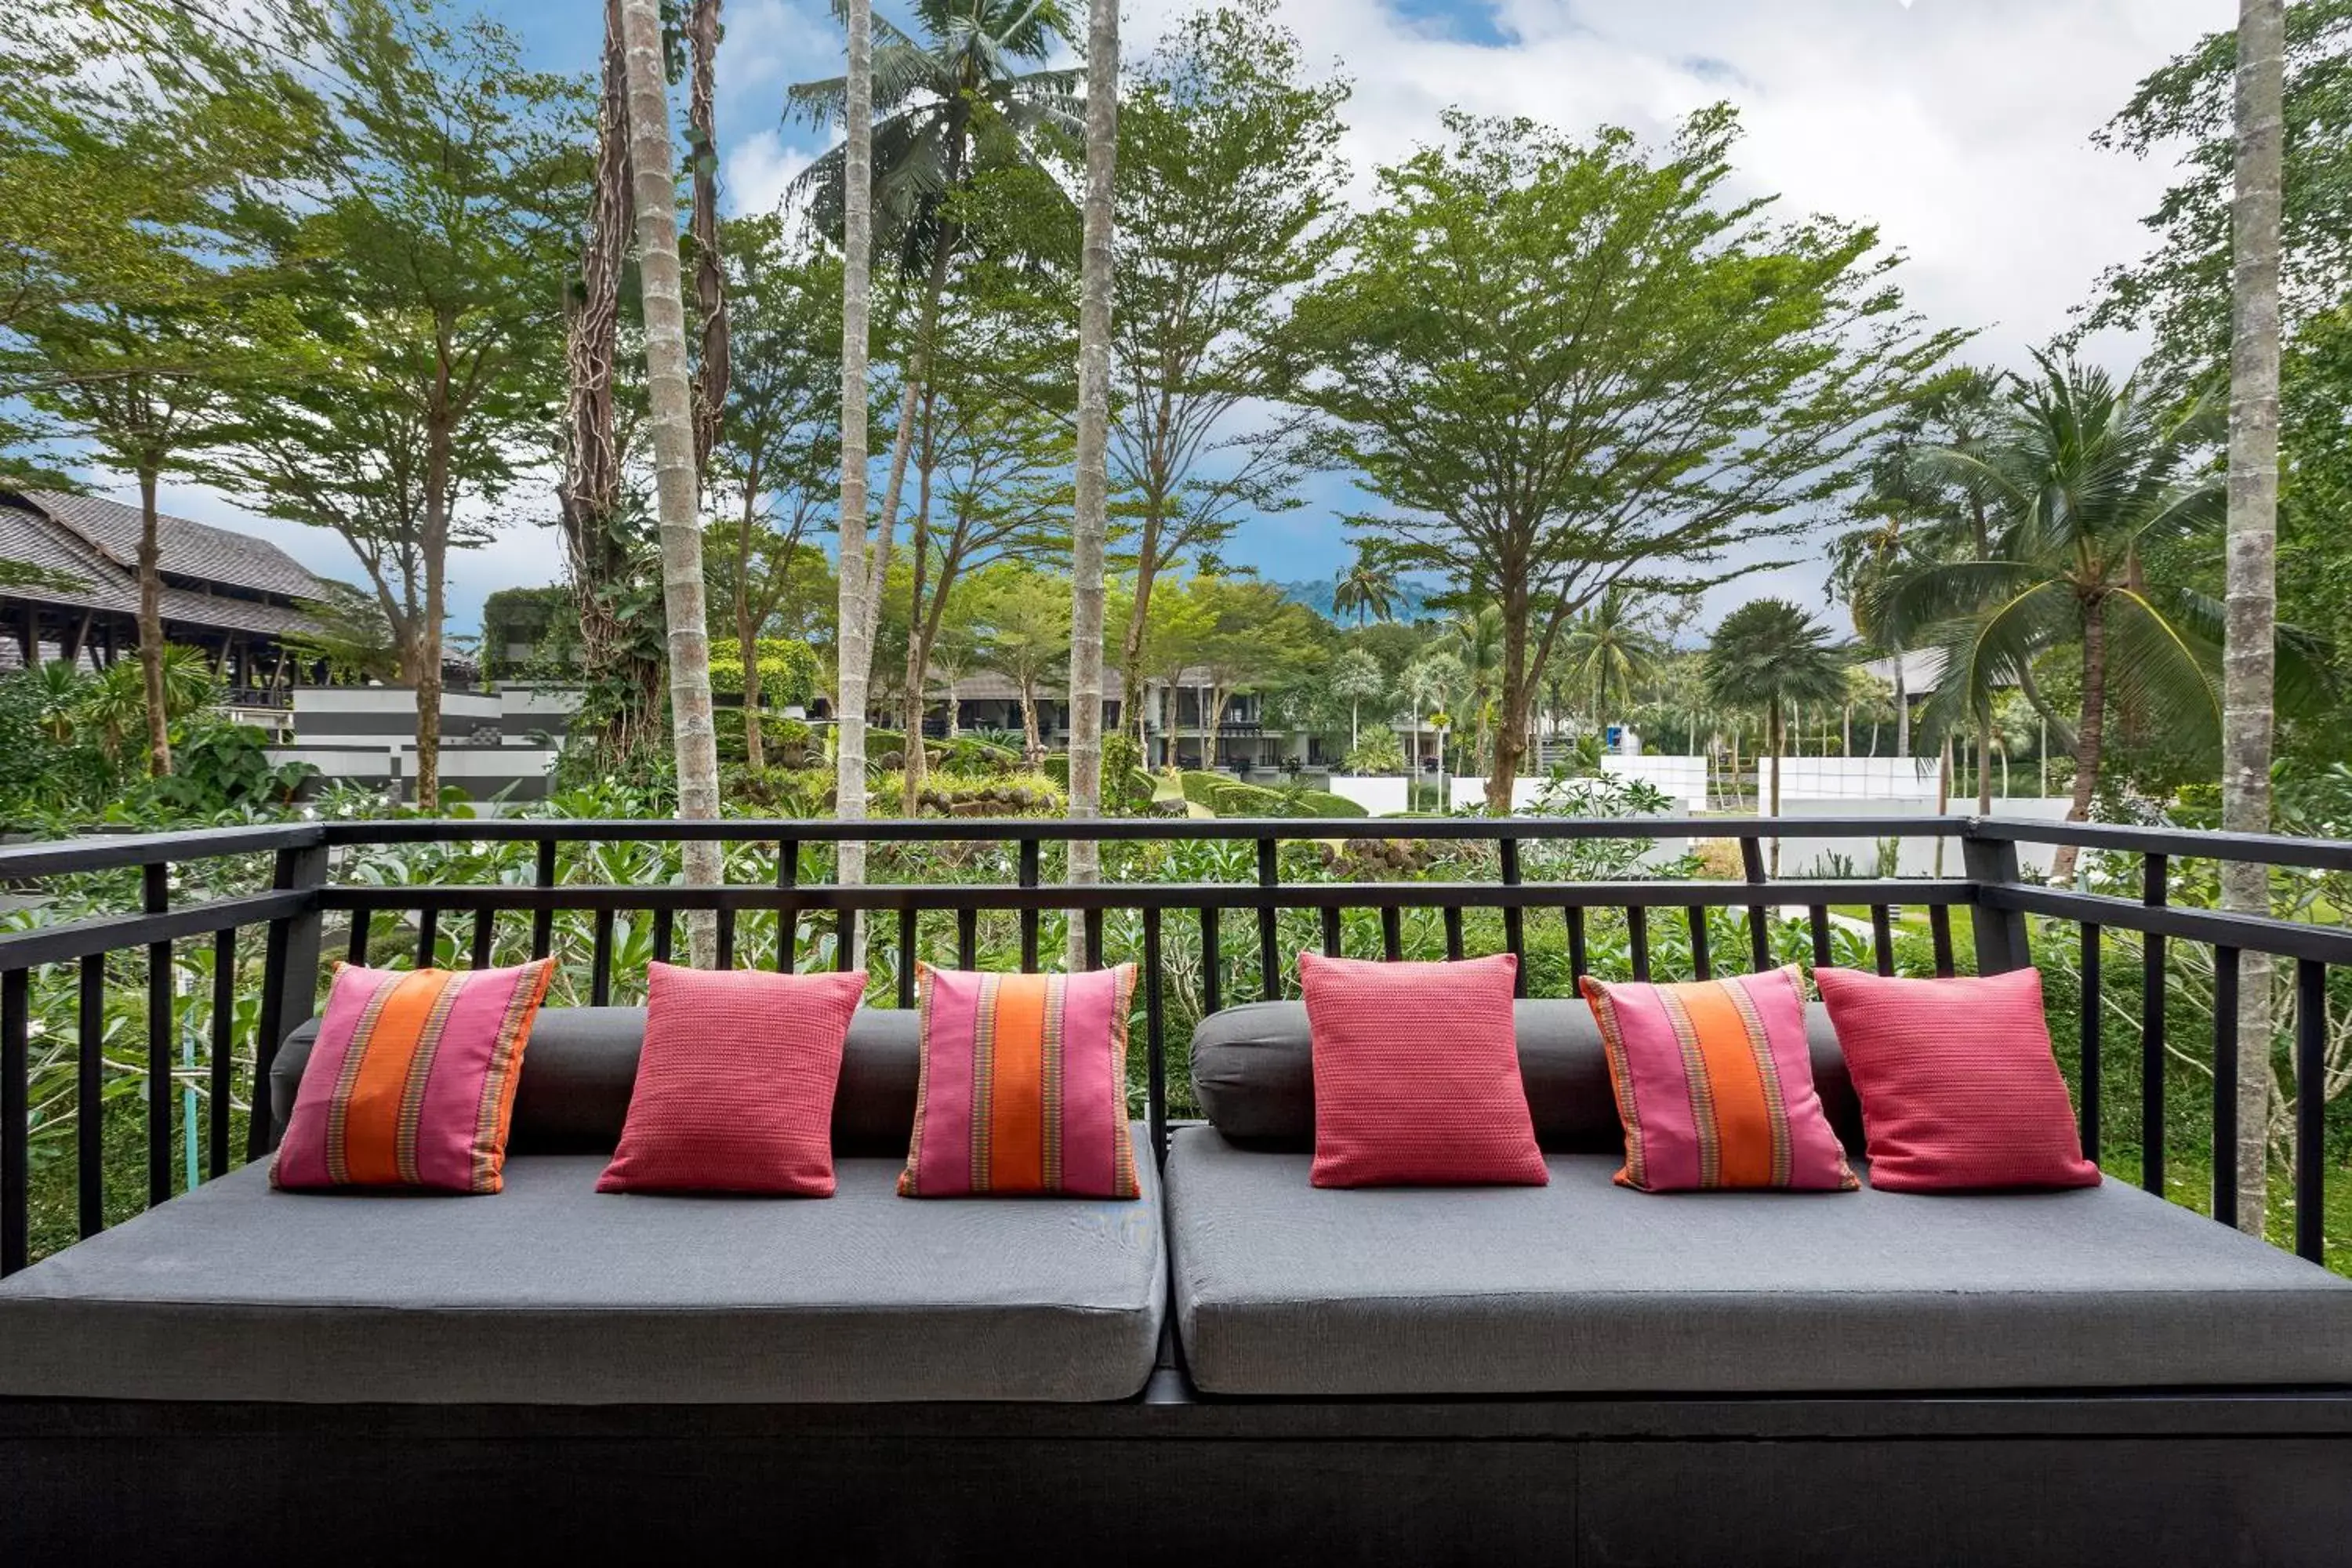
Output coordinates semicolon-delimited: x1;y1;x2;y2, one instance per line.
129;0;2219;637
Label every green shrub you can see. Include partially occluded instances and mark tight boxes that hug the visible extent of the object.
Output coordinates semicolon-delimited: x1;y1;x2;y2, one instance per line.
1292;789;1368;818
708;638;820;706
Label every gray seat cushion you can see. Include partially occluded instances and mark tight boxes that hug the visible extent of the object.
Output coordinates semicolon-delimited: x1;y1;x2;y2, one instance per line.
0;1144;1163;1404
272;1004;920;1156
1164;1127;2352;1396
1191;999;1864;1154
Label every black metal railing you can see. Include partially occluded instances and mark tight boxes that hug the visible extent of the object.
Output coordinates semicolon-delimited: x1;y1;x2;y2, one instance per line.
0;814;2344;1279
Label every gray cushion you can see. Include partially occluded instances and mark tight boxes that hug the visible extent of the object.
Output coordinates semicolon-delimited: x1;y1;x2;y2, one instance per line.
1190;999;1864;1154
272;1004;921;1156
0;1143;1163;1405
1164;1127;2352;1396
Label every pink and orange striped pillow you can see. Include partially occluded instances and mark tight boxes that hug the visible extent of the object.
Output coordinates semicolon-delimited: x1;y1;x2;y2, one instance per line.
899;964;1142;1199
272;960;554;1194
1581;965;1857;1194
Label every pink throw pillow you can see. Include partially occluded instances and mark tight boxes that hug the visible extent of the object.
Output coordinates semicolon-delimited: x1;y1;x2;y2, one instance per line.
1814;967;2100;1192
1581;966;1857;1192
1298;952;1546;1189
597;964;868;1196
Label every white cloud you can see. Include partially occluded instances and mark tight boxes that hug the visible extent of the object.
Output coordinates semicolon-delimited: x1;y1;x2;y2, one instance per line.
724;128;818;220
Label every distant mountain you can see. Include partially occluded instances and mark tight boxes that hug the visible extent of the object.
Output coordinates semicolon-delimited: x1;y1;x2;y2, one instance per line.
1274;574;1443;623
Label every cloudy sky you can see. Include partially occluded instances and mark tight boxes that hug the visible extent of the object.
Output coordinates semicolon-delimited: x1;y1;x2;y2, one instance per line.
134;0;2225;633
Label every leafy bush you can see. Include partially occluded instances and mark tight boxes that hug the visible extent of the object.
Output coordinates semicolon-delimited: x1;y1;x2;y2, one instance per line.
145;717;316;814
708;637;821;706
1342;728;1403;774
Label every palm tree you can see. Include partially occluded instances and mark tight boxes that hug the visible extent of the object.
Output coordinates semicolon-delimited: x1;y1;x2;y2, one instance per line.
1329;647;1386;750
1443;605;1504;775
1066;0;1116;942
1703;599;1848;871
1397;655;1454;798
1332;547;1394;626
1555;586;1661;748
834;0;877;930
33;659;87;745
790;0;1078;615
1886;354;2240;885
618;0;722;951
2223;0;2285;1236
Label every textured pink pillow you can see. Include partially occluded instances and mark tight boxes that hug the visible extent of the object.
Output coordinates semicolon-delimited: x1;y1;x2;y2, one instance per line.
1298;952;1545;1189
1814;967;2100;1192
1582;966;1857;1193
597;964;868;1196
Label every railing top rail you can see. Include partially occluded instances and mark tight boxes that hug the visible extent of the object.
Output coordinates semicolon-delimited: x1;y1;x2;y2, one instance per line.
0;822;324;878
1963;816;2352;873
317;815;1965;848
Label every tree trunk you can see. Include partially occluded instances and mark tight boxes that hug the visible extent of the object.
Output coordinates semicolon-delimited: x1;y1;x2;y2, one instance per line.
134;463;172;778
1893;655;1909;760
834;0;875;938
418;330;453;811
619;0;724;960
1766;696;1781;876
1976;724;1993;815
2050;597;2109;888
685;0;728;476
737;485;764;771
900;409;939;816
1936;732;1953;878
2224;0;2285;1236
1065;0;1117;960
1019;680;1040;757
1486;580;1530;812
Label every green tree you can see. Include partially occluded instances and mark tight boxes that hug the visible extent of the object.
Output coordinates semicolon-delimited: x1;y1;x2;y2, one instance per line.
708;217;842;771
1109;0;1348;740
1555;586;1662;745
1703;599;1848;868
1328;646;1387;752
1298;107;1955;811
1331;545;1395;627
971;564;1071;757
1884;358;2252;884
220;0;585;806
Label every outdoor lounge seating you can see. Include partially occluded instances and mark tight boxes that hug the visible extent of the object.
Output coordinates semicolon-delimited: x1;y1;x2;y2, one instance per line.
4;816;2351;1564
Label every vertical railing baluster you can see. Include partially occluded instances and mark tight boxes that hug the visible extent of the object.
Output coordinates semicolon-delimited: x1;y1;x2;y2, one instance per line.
252;841;328;1161
1808;907;1833;972
415;906;439;971
898;908;919;1006
2296;959;2328;1265
1500;838;1526;997
1319;905;1342;959
1740;837;1771;974
1380;906;1402;962
2082;924;2104;1168
837;909;859;975
1143;906;1167;1163
1256;837;1280;1001
1200;908;1222;1015
1566;906;1588;989
1869;906;1896;978
2140;855;2169;1196
1083;909;1105;973
775;840;799;971
78;953;104;1238
144;864;171;1210
1686;905;1711;981
470;909;494;970
716;906;736;971
1442;906;1465;962
590;909;615;1006
1929;906;1955;977
346;909;370;966
1018;837;1040;973
1628;906;1650;982
209;929;234;1181
2212;944;2238;1227
530;838;557;960
956;908;978;971
2;968;27;1276
652;907;675;965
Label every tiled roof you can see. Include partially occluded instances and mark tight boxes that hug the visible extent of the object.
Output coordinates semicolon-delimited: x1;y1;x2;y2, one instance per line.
13;490;328;601
0;494;321;638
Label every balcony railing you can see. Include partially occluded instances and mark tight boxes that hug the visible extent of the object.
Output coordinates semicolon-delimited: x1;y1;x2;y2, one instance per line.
1;814;2347;1276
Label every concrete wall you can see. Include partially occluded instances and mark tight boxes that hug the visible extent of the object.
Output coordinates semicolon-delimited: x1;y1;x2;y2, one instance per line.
268;742;560;805
1324;775;1410;815
292;688;504;745
499;684;582;743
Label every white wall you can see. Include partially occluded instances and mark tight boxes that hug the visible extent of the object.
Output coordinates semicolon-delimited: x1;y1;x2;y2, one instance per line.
1601;755;1709;813
1325;775;1410;815
1766;756;1942;803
